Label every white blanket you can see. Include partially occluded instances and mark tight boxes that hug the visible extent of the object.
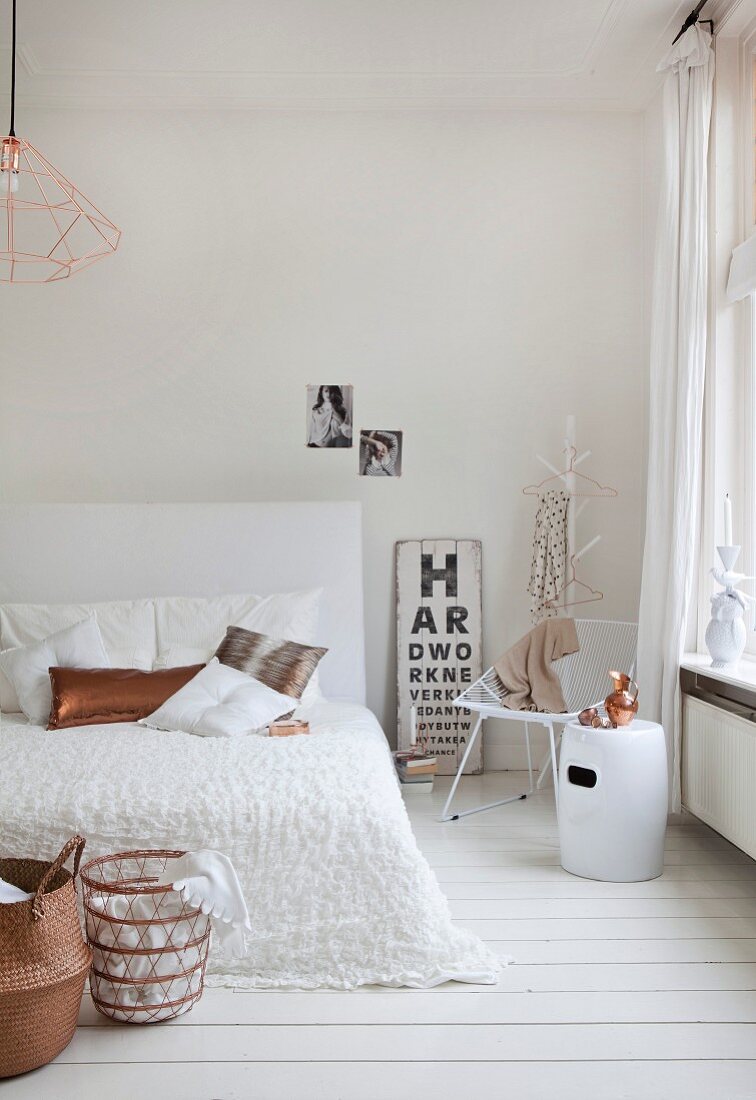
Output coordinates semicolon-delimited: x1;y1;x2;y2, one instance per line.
0;701;501;989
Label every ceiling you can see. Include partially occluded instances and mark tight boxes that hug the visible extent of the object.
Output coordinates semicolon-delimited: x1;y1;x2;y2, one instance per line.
0;1;733;113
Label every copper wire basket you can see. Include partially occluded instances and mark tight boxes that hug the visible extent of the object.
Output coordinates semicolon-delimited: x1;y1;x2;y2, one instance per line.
80;850;211;1024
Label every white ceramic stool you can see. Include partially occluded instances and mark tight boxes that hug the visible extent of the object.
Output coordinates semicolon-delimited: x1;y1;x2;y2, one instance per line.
557;719;668;882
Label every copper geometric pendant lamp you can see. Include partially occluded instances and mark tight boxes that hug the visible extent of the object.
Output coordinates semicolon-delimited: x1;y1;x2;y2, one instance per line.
1;0;121;282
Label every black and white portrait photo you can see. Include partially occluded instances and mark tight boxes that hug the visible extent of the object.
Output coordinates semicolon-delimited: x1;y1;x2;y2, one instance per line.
306;385;353;448
359;430;403;477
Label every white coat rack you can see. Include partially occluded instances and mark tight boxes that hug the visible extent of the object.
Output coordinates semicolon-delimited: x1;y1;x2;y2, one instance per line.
522;415;618;613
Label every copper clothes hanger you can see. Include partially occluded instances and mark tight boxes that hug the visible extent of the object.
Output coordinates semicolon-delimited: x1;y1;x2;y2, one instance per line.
522;447;618;498
545;554;604;612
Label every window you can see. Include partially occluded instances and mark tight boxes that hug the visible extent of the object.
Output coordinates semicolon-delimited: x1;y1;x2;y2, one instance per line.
746;295;756;653
744;57;756;653
702;27;756;660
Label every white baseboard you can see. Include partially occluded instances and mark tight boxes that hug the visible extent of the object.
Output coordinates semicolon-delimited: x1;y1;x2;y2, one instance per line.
483;727;550;772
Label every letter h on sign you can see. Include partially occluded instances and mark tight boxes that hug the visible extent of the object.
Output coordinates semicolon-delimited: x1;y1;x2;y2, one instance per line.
421;554;457;598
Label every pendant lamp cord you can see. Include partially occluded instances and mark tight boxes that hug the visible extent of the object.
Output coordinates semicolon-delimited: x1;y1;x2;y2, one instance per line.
9;0;16;136
7;0;15;135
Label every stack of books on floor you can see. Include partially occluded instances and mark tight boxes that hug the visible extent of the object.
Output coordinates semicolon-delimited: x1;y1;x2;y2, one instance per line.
393;752;438;791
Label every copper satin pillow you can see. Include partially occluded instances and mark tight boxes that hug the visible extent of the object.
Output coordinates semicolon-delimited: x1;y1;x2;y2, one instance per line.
47;665;205;730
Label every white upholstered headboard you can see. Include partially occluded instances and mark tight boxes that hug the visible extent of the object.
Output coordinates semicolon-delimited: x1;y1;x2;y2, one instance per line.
0;502;366;704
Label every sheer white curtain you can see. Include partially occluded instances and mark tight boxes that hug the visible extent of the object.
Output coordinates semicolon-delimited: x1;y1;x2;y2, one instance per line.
637;25;714;812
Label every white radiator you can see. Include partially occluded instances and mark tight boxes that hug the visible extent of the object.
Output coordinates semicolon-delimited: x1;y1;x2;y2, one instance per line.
682;695;756;860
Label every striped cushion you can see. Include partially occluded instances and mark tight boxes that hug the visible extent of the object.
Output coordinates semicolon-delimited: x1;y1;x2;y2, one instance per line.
215;627;327;701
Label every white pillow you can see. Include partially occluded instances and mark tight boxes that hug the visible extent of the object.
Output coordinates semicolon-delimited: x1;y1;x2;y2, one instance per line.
0;616;110;725
152;645;208;671
153;644;324;705
140;658;297;739
153;590;325;704
0;599;156;668
154;590;322;653
107;647;154;672
0;601;153;711
0;667;21;713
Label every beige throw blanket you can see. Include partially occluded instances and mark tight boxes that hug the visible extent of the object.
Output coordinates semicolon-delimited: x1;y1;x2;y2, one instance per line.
493;618;579;713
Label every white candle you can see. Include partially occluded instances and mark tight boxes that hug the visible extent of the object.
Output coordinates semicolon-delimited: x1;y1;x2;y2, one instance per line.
724;493;733;547
409;705;417;747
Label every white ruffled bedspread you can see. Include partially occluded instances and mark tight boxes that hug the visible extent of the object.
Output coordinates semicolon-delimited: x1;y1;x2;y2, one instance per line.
0;701;501;989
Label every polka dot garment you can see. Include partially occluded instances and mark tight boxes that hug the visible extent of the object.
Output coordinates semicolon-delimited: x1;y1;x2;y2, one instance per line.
528;489;569;624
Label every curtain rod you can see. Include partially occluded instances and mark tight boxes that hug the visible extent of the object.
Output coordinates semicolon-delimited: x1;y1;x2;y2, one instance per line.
672;0;713;44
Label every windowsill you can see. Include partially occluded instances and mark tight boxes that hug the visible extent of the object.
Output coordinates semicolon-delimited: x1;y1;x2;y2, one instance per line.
681;652;756;692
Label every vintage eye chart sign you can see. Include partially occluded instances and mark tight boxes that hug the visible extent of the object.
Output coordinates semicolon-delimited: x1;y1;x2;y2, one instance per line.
396;539;482;775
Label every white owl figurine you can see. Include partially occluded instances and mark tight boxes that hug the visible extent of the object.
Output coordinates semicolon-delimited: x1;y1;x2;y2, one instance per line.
705;590;747;667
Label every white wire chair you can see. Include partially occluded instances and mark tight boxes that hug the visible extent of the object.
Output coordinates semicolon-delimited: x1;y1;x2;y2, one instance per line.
440;620;638;822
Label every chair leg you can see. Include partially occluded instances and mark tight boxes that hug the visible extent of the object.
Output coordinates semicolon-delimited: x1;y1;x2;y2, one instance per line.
439;715;534;823
524;722;535;795
548;720;559;823
440;714;483;822
535;729;563;790
535;744;552;790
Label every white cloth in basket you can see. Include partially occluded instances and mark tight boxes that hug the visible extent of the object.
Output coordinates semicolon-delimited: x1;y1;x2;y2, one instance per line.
0;875;32;904
157;849;251;959
86;885;208;1018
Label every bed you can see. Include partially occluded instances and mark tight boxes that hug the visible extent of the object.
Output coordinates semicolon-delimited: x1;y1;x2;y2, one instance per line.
0;503;500;989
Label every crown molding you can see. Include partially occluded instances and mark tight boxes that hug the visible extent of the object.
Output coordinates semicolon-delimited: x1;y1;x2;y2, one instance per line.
0;0;655;113
0;58;640;114
0;65;648;114
1;92;638;114
10;1;629;84
0;0;676;114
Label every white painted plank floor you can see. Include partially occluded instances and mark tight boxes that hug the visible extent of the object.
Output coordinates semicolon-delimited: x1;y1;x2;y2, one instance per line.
7;772;756;1100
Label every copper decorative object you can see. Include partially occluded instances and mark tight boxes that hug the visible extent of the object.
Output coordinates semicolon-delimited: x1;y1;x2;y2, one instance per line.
578;706;598;727
604;671;639;727
269;718;311;737
591;715;615;730
81;850;211;1024
1;0;121;283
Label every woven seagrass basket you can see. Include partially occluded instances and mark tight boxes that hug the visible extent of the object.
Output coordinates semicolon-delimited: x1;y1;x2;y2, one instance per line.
0;836;92;1078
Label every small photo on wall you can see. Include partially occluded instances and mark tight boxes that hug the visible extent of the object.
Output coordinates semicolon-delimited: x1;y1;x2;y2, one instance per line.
359;430;403;478
306;385;353;448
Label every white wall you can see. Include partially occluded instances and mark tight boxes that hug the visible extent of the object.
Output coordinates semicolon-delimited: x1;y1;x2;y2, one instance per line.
0;107;645;753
